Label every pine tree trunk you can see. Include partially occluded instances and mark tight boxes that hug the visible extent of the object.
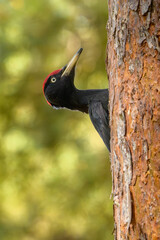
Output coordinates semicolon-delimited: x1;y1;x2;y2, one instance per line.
107;0;160;239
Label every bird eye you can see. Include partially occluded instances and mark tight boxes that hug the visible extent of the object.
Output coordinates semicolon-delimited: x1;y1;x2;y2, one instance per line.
51;77;56;83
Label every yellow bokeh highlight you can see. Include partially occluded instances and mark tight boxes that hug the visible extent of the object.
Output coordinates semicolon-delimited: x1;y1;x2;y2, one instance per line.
9;0;24;9
5;51;31;77
3;129;32;152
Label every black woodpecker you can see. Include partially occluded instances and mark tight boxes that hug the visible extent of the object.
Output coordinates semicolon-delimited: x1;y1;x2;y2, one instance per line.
43;48;110;151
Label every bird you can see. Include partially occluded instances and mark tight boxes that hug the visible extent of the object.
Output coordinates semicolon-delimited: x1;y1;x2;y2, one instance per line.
43;48;110;151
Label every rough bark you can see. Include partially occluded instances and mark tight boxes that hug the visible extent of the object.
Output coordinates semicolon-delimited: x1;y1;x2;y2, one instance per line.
107;0;160;239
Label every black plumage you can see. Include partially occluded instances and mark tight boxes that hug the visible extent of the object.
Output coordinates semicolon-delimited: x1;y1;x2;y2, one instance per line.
43;48;110;151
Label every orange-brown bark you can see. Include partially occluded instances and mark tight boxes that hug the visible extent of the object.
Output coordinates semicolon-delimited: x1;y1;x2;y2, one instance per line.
107;0;160;239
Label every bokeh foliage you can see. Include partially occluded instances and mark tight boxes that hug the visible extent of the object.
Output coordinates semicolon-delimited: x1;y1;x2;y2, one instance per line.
0;0;113;239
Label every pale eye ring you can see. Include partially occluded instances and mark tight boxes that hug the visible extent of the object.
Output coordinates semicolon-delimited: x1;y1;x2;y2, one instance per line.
51;77;56;83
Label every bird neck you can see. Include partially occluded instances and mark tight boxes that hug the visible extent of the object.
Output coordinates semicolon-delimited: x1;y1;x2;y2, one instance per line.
69;88;109;113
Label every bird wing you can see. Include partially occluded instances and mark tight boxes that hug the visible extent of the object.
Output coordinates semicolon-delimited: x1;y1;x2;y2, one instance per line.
88;101;110;151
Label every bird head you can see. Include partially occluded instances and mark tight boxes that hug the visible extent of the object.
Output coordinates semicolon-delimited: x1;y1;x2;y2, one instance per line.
43;48;83;109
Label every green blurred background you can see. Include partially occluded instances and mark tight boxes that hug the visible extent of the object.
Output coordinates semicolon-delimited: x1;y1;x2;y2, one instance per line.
0;0;113;239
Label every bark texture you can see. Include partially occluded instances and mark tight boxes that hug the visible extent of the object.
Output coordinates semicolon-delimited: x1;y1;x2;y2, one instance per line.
107;0;160;239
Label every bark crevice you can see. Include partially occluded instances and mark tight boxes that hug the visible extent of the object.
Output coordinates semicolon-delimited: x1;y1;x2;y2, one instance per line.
107;0;160;239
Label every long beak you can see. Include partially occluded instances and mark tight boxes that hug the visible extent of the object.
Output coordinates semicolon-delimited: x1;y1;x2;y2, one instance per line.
61;48;83;77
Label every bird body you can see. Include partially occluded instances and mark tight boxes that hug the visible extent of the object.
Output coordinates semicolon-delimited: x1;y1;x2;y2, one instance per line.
43;48;110;151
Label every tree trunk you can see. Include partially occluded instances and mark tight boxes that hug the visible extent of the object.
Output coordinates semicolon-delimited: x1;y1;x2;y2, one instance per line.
107;0;160;239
